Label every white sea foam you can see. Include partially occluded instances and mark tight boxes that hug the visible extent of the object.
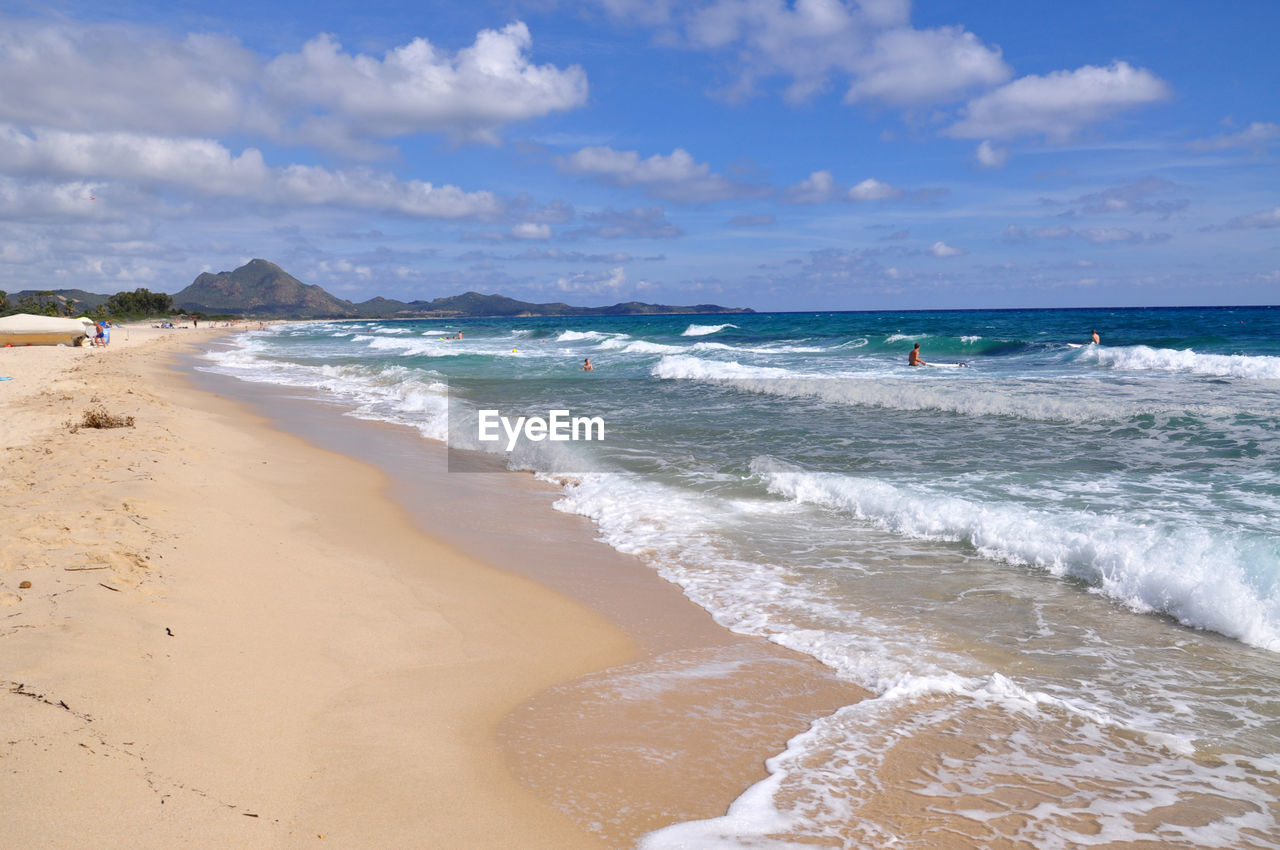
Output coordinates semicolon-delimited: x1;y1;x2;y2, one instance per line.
961;335;982;343
199;337;450;440
648;356;1183;421
885;333;929;343
599;338;686;354
651;354;796;380
557;329;617;342
641;687;1270;849
682;323;738;336
750;457;1280;651
1082;344;1280;379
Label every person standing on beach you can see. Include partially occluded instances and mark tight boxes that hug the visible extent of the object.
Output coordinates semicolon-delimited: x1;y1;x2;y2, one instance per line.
908;343;926;366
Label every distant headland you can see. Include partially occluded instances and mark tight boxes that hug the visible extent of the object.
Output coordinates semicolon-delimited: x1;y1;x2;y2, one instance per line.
4;259;753;320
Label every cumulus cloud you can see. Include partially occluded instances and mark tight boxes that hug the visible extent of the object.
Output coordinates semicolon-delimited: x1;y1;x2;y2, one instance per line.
948;61;1171;141
844;26;1010;106
975;140;1009;168
676;0;1005;107
264;23;587;146
785;170;840;204
0;19;257;137
1227;207;1280;229
1189;121;1280;152
0;124;501;219
549;265;630;294
510;222;553;240
559;146;763;202
0;17;586;154
929;240;965;257
847;177;902;201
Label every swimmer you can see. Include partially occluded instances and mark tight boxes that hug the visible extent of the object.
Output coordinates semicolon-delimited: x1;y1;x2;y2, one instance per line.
1091;328;1100;345
583;358;594;372
908;343;926;367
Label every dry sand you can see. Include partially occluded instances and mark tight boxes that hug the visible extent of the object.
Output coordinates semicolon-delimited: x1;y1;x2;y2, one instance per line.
0;326;633;847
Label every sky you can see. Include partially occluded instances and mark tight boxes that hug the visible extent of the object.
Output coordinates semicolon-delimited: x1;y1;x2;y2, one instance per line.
1;0;1277;311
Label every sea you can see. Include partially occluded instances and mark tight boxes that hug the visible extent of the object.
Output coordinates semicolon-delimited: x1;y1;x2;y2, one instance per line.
202;305;1280;848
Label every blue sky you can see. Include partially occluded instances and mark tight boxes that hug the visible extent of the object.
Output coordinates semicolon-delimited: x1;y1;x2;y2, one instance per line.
1;1;1277;310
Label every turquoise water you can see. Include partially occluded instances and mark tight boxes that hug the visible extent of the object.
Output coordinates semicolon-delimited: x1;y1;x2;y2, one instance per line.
205;306;1280;847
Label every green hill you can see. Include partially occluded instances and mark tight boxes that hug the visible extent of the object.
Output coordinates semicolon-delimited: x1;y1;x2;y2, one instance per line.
173;259;360;318
161;259;752;319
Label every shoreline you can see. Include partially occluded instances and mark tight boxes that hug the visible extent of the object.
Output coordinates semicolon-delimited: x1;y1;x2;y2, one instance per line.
2;327;865;847
186;335;867;845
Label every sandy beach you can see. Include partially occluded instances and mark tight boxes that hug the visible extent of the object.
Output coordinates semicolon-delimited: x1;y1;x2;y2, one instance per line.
1;327;638;847
1;327;862;848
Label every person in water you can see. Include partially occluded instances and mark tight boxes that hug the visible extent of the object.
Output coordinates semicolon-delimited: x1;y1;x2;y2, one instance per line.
908;343;926;366
1091;329;1100;344
583;357;594;371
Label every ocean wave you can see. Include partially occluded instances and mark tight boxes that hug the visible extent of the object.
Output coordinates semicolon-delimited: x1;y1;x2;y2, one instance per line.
648;356;1173;421
557;329;619;342
200;341;450;440
595;338;685;354
885;333;930;343
682;323;739;336
652;354;795;380
750;457;1280;652
1082;345;1280;379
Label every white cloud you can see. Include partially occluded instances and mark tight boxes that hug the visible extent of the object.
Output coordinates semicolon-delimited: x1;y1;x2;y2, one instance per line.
845;26;1010;106
0;18;586;154
847;177;902;201
1189;122;1280;152
0;19;257;137
676;1;1003;107
264;23;587;146
550;265;629;294
948;61;1171;141
929;240;964;257
0;124;502;219
510;222;552;240
975;140;1009;168
785;170;839;203
559;146;761;202
1227;207;1280;229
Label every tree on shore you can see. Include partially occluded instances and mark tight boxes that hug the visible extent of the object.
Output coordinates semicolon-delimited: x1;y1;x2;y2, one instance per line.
103;288;174;318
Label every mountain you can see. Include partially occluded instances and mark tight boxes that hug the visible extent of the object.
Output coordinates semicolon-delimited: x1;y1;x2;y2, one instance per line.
5;288;112;313
168;259;752;318
354;291;754;318
173;259;360;318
